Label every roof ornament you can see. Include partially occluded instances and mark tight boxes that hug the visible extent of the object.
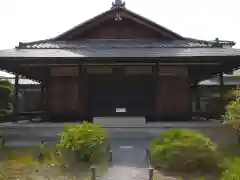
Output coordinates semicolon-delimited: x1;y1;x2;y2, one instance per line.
115;12;123;21
111;0;126;9
213;38;223;48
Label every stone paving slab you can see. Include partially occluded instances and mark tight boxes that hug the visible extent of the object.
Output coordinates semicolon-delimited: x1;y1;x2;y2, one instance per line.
99;139;150;180
99;166;148;180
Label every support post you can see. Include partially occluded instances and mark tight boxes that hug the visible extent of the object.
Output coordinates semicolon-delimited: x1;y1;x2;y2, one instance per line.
146;149;151;167
219;72;224;99
40;79;46;120
14;73;19;120
195;80;201;112
40;67;50;121
154;62;159;121
78;65;82;119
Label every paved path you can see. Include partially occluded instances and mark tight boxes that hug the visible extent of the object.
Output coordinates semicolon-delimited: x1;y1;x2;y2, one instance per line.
99;139;150;180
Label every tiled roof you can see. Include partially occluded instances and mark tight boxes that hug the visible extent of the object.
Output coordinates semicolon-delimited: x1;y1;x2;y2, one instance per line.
0;77;39;85
1;47;240;58
0;48;81;58
199;76;240;86
0;40;239;59
17;39;234;49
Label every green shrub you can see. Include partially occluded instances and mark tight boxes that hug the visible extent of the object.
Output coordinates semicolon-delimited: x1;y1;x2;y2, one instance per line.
222;99;240;131
150;129;223;172
221;157;240;180
57;121;108;163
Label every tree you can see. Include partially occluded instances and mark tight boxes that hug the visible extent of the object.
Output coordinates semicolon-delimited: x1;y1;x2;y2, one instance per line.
0;78;14;121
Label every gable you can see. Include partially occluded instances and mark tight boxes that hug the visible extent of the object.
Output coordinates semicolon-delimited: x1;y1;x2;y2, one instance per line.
71;18;171;39
54;7;185;41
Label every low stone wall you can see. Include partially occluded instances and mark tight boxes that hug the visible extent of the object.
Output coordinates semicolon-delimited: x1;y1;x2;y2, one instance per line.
0;121;238;147
93;116;146;126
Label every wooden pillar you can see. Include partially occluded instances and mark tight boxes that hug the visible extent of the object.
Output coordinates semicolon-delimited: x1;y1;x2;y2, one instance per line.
195;80;201;112
78;65;83;118
40;78;46;120
78;65;89;121
42;68;50;120
14;73;19;120
154;62;159;121
219;72;224;99
40;80;45;110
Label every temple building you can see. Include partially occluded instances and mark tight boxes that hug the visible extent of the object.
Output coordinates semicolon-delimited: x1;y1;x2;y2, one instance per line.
1;0;240;122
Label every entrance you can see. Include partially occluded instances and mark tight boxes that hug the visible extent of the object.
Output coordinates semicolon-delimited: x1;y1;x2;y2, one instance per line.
88;68;155;117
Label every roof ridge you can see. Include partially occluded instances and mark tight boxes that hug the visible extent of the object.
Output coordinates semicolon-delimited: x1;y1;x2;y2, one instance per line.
16;39;233;49
185;37;235;47
16;38;235;49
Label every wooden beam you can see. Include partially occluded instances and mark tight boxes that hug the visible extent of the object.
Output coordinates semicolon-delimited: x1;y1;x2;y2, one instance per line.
78;65;83;116
14;72;19;120
219;72;224;99
154;62;159;119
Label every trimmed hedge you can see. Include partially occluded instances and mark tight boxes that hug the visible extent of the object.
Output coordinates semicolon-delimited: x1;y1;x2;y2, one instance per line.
150;129;223;172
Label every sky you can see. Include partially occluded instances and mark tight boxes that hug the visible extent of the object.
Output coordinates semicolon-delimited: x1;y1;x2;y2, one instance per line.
0;0;240;77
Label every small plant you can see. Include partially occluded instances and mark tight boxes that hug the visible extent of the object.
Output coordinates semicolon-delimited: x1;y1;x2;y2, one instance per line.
57;121;108;163
221;157;240;180
150;129;223;172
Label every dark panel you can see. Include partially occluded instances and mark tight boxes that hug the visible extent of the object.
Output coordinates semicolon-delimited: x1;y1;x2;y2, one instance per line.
156;76;190;118
88;75;114;116
88;72;155;116
47;77;78;114
122;75;155;116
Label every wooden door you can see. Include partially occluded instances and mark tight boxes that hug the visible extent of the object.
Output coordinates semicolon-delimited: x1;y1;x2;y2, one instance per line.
123;75;155;116
89;75;114;116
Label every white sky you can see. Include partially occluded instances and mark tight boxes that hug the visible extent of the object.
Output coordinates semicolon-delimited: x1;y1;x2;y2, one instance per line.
0;0;240;77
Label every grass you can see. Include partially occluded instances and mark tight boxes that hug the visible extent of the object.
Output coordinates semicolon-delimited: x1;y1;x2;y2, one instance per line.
0;145;108;180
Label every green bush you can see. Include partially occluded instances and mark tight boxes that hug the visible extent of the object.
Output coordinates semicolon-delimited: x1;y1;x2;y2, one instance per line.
150;129;223;172
57;121;108;162
221;158;240;180
222;100;240;131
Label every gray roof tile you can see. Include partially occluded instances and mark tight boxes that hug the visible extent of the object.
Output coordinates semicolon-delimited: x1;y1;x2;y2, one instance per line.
0;49;82;58
1;47;240;58
0;40;240;58
0;77;39;85
199;76;240;86
17;39;231;49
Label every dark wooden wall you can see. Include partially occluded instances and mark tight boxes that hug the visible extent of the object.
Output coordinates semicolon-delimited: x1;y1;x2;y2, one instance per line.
45;66;191;120
74;18;170;39
155;66;190;119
